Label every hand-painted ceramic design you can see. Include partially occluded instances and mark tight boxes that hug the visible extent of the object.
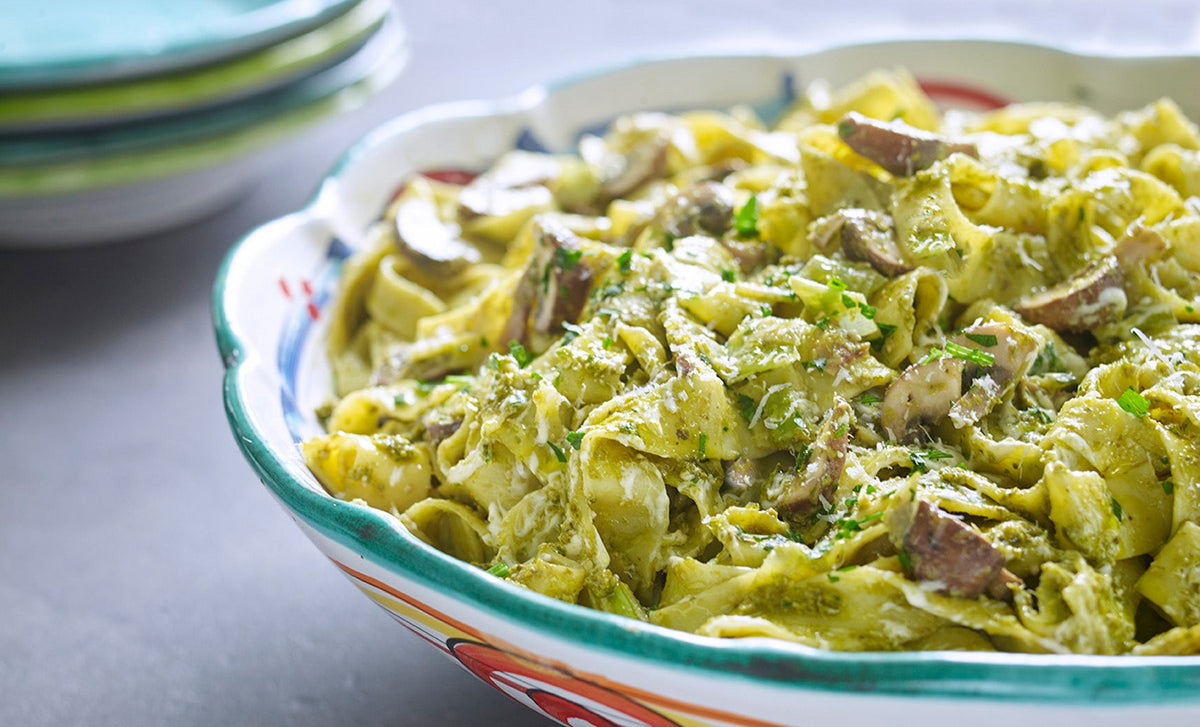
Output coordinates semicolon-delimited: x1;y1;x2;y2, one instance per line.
215;43;1200;727
0;0;362;90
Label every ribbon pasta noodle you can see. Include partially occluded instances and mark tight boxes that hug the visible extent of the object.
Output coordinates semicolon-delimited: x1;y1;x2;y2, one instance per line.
303;69;1200;655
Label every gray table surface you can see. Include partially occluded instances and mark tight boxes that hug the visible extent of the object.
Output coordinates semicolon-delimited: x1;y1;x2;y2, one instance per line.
3;2;1198;725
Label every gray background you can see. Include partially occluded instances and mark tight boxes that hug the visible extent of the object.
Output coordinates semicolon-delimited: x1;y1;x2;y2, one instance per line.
3;2;1198;725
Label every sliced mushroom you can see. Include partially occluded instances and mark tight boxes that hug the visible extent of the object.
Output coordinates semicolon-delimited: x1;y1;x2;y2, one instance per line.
1013;257;1126;333
1113;223;1168;271
424;417;463;447
837;111;978;177
889;497;1018;600
501;219;597;345
393;191;481;276
947;321;1040;428
530;222;595;334
720;237;770;273
722;457;761;496
768;397;852;518
811;208;912;276
457;151;559;220
881;356;966;442
600;133;670;202
654;181;735;239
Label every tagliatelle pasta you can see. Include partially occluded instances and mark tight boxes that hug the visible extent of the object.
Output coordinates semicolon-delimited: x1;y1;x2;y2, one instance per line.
303;69;1200;655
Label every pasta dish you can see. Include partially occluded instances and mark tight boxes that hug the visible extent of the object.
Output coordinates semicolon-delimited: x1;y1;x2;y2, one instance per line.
302;69;1200;654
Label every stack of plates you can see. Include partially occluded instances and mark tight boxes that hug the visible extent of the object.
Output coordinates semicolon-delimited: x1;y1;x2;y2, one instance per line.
0;0;407;246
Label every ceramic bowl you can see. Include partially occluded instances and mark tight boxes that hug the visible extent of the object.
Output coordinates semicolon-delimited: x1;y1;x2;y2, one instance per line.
214;41;1200;727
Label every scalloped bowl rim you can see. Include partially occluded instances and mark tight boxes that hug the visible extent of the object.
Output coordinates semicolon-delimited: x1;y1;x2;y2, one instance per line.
214;39;1200;708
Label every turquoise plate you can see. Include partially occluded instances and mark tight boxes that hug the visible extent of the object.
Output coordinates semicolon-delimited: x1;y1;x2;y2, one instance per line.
0;0;361;90
0;0;386;133
0;0;398;172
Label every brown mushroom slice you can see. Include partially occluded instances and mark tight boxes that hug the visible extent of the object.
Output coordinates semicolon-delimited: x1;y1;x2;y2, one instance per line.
1013;257;1126;333
530;222;595;334
393;192;481;276
888;497;1017;600
720;237;770;274
947;322;1041;428
767;397;852;518
881;356;966;442
501;219;597;344
837;111;978;176
722;456;762;498
600;133;670;201
457;151;559;220
654;181;735;239
1113;223;1168;271
424;417;463;447
811;208;912;276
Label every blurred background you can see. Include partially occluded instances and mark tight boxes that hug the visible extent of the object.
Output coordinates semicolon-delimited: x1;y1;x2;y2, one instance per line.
3;1;1200;725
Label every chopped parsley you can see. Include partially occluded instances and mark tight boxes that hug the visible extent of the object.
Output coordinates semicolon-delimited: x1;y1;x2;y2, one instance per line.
1111;496;1124;522
697;432;708;457
870;322;897;351
548;441;568;463
444;374;474;390
1116;387;1149;418
833;423;849;437
486;562;510;578
795;444;812;470
598;282;624;299
721;268;737;282
802;358;828;372
734;194;759;238
554;246;583;271
964;332;998;347
943;341;995;367
860;392;882;405
1029;408;1054;425
1162;480;1175;495
561;321;584;344
910;448;953;472
922;341;995;367
616;249;633;275
737;393;757;423
508;340;534;367
566;431;585;450
897;547;913;572
835;512;883;539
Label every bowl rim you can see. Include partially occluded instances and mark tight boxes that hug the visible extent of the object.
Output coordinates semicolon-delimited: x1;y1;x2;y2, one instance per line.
214;39;1200;706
